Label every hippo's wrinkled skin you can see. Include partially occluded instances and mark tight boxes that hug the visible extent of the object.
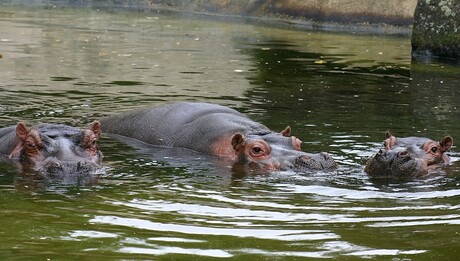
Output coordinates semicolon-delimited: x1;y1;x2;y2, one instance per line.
365;131;453;177
382;131;452;166
0;122;103;174
99;102;336;172
364;147;428;177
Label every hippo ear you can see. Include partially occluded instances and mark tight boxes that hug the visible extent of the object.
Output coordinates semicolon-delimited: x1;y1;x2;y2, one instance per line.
384;131;396;150
15;122;29;142
440;136;453;152
88;121;101;138
385;131;393;139
280;126;291;137
231;133;246;152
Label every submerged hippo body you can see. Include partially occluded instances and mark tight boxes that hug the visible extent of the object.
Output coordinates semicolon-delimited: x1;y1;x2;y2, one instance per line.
365;131;453;177
100;102;336;172
0;122;103;174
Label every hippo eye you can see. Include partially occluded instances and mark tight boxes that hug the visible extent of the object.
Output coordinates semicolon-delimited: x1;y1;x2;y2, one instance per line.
251;147;263;154
431;147;438;153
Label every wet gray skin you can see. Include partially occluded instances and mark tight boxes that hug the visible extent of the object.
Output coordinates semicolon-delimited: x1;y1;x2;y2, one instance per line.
100;102;337;172
36;157;101;176
383;132;453;166
0;122;102;175
394;137;432;148
241;133;337;172
292;153;337;171
365;147;428;177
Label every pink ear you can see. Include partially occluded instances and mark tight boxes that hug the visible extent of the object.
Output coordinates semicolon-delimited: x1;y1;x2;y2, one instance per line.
15;122;29;142
280;126;291;137
440;136;453;152
231;133;245;152
88;121;101;138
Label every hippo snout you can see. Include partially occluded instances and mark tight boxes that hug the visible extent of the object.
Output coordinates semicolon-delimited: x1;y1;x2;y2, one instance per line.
365;148;428;177
374;149;390;160
292;152;337;172
38;157;100;176
397;150;412;162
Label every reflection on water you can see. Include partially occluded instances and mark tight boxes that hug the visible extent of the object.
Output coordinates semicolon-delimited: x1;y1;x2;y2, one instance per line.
1;4;460;260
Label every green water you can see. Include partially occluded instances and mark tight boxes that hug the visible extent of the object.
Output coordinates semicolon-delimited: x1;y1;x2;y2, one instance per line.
0;5;460;260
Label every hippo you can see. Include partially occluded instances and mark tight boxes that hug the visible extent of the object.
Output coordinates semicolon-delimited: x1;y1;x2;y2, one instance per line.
0;121;103;174
364;147;429;177
365;131;453;177
99;102;336;172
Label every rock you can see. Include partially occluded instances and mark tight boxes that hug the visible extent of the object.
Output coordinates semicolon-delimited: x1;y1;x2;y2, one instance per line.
412;0;460;60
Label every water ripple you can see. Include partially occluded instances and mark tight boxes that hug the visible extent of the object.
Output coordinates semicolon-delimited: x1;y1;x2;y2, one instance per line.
367;218;460;227
279;184;460;200
109;199;353;222
89;215;340;241
119;246;233;258
344;249;427;257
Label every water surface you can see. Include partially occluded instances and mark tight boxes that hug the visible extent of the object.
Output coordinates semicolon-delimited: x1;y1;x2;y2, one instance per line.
1;5;460;260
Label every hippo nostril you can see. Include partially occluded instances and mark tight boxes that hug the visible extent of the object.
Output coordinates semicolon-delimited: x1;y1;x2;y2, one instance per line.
398;151;410;157
44;159;61;169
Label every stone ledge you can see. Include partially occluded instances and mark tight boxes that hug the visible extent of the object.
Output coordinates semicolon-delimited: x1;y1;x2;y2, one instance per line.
411;0;460;60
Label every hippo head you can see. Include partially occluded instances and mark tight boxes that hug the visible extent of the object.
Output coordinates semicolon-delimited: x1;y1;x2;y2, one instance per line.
365;131;453;177
229;126;336;172
383;131;452;166
9;122;103;174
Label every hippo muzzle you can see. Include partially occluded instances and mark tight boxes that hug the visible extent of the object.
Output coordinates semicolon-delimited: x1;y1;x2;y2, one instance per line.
365;148;428;177
244;150;336;172
36;157;102;176
291;152;337;172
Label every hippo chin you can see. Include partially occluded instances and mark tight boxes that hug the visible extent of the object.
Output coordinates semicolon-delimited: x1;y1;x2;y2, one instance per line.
0;122;103;174
99;102;336;172
365;131;453;177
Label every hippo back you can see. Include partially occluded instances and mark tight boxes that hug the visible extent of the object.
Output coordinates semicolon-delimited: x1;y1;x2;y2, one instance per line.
100;102;270;154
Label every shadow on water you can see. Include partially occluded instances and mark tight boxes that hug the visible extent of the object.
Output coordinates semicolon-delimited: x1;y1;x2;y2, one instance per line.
409;62;460;134
236;35;413;132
